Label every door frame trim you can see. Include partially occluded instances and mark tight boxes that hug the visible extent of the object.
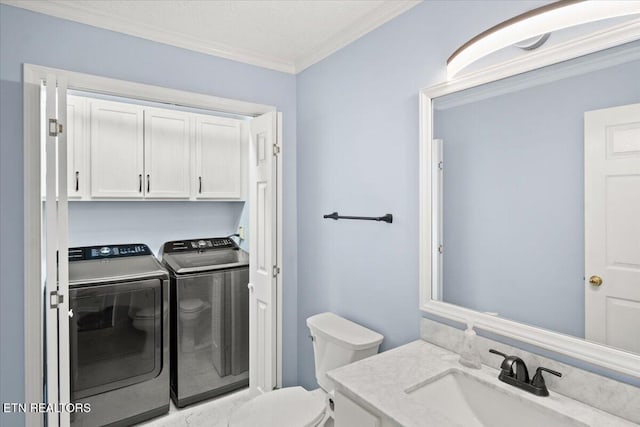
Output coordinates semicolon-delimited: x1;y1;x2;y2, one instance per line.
23;64;284;424
23;64;43;427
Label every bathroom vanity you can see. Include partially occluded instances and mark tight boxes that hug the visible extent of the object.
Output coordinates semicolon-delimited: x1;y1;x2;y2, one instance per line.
327;339;638;427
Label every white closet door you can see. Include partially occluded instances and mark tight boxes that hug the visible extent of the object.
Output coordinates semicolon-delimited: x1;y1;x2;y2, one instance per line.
195;115;242;199
585;103;640;354
144;107;191;198
90;99;144;198
43;73;70;427
66;95;87;199
248;111;278;395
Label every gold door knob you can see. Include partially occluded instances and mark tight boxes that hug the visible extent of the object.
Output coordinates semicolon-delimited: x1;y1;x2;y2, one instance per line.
589;275;603;286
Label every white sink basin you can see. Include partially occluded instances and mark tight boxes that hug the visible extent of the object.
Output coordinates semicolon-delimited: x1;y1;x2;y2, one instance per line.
405;369;588;427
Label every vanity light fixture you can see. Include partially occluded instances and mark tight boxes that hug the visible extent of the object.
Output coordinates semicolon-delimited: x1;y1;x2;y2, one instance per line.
446;0;640;79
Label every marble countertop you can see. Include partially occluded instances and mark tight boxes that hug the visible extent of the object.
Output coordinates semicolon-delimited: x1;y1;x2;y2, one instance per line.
327;340;637;427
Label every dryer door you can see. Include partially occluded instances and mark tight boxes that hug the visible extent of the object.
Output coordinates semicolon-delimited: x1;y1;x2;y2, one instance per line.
69;278;163;400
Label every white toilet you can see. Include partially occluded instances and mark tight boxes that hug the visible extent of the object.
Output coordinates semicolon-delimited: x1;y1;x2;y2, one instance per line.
130;305;167;355
179;298;206;352
228;312;383;427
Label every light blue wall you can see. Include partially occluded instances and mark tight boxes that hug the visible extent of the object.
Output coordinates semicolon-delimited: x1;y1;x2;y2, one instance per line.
436;59;640;338
68;202;245;256
295;0;549;389
0;5;297;424
3;1;638;418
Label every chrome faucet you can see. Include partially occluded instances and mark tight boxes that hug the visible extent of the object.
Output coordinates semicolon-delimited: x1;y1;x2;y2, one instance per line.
489;349;562;396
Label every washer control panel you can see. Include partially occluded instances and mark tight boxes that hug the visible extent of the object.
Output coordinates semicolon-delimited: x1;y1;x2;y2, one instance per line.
69;244;151;261
164;237;237;253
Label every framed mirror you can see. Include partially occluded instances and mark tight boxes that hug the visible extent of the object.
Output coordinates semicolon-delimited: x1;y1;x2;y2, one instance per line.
419;18;640;377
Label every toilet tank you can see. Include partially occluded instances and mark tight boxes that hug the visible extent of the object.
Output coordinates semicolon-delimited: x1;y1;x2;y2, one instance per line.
306;313;383;392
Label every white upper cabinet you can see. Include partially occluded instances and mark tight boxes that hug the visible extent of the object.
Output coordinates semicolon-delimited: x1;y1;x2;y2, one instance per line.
90;99;144;198
195;114;243;199
68;95;244;201
144;108;191;198
66;95;88;199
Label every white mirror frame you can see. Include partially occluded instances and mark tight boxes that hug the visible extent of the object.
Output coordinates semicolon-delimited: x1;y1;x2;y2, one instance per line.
419;18;640;378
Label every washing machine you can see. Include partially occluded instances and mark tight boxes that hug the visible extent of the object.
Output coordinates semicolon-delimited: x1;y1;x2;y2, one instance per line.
159;237;249;407
68;244;169;426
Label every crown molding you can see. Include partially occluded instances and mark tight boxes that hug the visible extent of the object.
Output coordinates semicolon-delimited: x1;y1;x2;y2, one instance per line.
1;0;296;73
2;0;420;75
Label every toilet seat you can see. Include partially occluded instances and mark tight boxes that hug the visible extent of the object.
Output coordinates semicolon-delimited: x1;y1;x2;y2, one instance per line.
179;298;204;313
228;387;325;427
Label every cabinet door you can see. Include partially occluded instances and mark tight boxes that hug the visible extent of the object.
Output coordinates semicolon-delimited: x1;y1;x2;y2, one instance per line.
195;115;243;199
144;108;190;198
66;95;87;199
90;99;144;198
335;391;381;427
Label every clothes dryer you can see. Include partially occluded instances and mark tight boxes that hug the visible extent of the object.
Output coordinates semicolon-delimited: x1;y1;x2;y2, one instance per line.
68;244;169;426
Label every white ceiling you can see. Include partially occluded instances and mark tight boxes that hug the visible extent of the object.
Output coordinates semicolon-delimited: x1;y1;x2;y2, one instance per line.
2;0;420;73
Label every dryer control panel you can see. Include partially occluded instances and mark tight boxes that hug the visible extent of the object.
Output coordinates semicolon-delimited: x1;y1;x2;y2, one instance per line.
163;238;238;253
68;244;152;261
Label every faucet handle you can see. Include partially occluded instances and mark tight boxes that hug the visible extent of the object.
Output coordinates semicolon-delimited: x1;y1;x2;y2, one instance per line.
532;367;562;385
489;349;509;369
489;349;530;381
489;349;508;358
489;349;513;375
531;366;562;396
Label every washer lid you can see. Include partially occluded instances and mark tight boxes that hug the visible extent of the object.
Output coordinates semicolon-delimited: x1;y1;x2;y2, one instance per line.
69;254;168;286
179;298;204;313
228;387;325;427
162;249;249;274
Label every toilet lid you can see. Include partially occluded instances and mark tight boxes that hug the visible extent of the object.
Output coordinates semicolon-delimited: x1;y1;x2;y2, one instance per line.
134;307;156;319
180;298;204;313
228;387;325;427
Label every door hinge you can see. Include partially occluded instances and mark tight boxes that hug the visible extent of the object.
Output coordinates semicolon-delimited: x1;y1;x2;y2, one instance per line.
438;161;443;171
49;291;64;309
272;265;281;277
273;144;281;156
48;118;63;137
438;244;444;254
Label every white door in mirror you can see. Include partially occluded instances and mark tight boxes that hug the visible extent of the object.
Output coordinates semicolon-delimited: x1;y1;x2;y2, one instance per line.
585;103;640;354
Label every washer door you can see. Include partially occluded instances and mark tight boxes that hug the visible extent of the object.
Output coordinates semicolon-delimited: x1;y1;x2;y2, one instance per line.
69;278;163;400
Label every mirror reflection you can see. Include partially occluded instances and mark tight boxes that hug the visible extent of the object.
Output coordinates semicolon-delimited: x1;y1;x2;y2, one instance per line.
432;41;640;355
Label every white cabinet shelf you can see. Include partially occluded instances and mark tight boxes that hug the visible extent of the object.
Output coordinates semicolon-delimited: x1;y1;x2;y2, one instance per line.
64;95;245;201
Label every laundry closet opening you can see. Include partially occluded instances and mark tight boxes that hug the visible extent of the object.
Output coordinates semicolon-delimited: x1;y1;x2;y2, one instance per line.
64;89;252;255
28;65;282;427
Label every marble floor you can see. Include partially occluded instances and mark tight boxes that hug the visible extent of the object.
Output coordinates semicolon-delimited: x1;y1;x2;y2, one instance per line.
139;388;333;427
139;388;252;427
